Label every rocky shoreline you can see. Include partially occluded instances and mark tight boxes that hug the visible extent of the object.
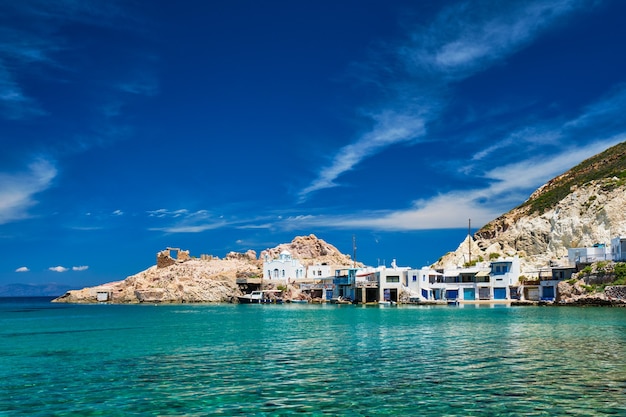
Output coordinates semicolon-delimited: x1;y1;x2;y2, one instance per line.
53;234;626;307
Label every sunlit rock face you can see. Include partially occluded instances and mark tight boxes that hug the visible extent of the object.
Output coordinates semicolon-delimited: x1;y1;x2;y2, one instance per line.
260;234;359;267
436;141;626;273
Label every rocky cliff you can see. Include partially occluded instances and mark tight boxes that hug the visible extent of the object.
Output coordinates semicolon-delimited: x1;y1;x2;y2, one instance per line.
435;142;626;272
53;235;353;303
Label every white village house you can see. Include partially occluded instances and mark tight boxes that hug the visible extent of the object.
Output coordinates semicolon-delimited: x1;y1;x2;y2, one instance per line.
263;250;305;283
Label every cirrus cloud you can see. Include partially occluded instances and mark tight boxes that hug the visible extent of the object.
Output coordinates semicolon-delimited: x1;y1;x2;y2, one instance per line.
0;158;57;225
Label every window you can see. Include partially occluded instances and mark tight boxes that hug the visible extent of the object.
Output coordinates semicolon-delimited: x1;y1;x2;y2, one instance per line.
492;264;508;275
386;276;400;283
282;270;285;277
412;275;417;282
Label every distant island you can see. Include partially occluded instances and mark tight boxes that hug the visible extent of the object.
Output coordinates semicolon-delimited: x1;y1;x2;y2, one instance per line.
1;283;73;297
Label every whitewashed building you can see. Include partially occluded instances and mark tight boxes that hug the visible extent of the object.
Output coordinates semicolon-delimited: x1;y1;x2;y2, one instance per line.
406;256;521;302
306;263;332;280
263;250;305;283
377;260;410;303
567;244;610;264
611;237;626;262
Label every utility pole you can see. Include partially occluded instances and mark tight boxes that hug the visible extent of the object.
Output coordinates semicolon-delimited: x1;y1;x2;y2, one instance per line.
352;235;357;268
468;218;471;265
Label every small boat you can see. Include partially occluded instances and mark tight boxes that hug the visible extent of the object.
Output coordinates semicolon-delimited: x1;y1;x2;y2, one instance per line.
237;290;283;304
330;296;352;304
447;299;459;306
290;299;309;304
378;300;397;306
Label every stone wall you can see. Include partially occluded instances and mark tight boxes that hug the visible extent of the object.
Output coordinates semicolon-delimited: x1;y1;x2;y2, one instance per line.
157;250;176;268
178;249;190;262
605;285;626;300
156;247;191;268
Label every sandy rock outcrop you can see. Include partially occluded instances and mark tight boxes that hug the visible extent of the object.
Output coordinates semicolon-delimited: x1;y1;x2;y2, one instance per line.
53;258;261;304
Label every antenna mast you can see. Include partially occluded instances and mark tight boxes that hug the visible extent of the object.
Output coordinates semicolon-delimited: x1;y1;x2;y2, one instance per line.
352;235;357;268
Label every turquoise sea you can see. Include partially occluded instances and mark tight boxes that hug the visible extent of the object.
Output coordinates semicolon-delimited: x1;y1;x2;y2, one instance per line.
1;298;625;416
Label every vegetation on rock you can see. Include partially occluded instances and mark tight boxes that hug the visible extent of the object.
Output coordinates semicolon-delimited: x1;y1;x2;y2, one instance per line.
520;141;626;215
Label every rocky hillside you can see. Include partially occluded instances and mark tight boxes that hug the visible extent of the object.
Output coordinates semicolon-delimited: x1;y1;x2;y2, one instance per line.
260;234;360;267
436;141;626;271
53;235;354;303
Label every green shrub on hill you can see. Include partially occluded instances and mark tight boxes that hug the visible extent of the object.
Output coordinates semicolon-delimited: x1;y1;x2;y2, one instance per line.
614;263;626;285
520;142;626;214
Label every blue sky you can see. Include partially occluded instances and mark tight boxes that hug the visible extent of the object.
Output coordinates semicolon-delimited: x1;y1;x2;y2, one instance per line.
2;0;626;288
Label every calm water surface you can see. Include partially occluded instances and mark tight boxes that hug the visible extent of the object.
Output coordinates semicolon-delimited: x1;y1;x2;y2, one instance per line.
1;298;625;416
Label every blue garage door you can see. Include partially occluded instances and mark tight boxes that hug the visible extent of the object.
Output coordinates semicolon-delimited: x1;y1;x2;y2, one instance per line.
463;288;475;301
421;289;429;300
446;289;459;300
542;286;555;300
493;288;507;300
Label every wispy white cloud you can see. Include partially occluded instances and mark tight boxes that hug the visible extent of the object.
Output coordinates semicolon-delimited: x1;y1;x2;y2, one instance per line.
72;265;89;271
299;0;589;200
149;223;227;234
147;209;228;233
0;0;156;156
471;84;626;164
18;0;128;27
71;225;103;231
419;0;585;77
0;63;46;119
15;266;30;272
280;135;624;232
298;111;427;199
112;209;124;216
563;84;626;132
471;128;563;162
118;74;159;97
49;266;69;273
147;209;192;218
0;159;57;225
